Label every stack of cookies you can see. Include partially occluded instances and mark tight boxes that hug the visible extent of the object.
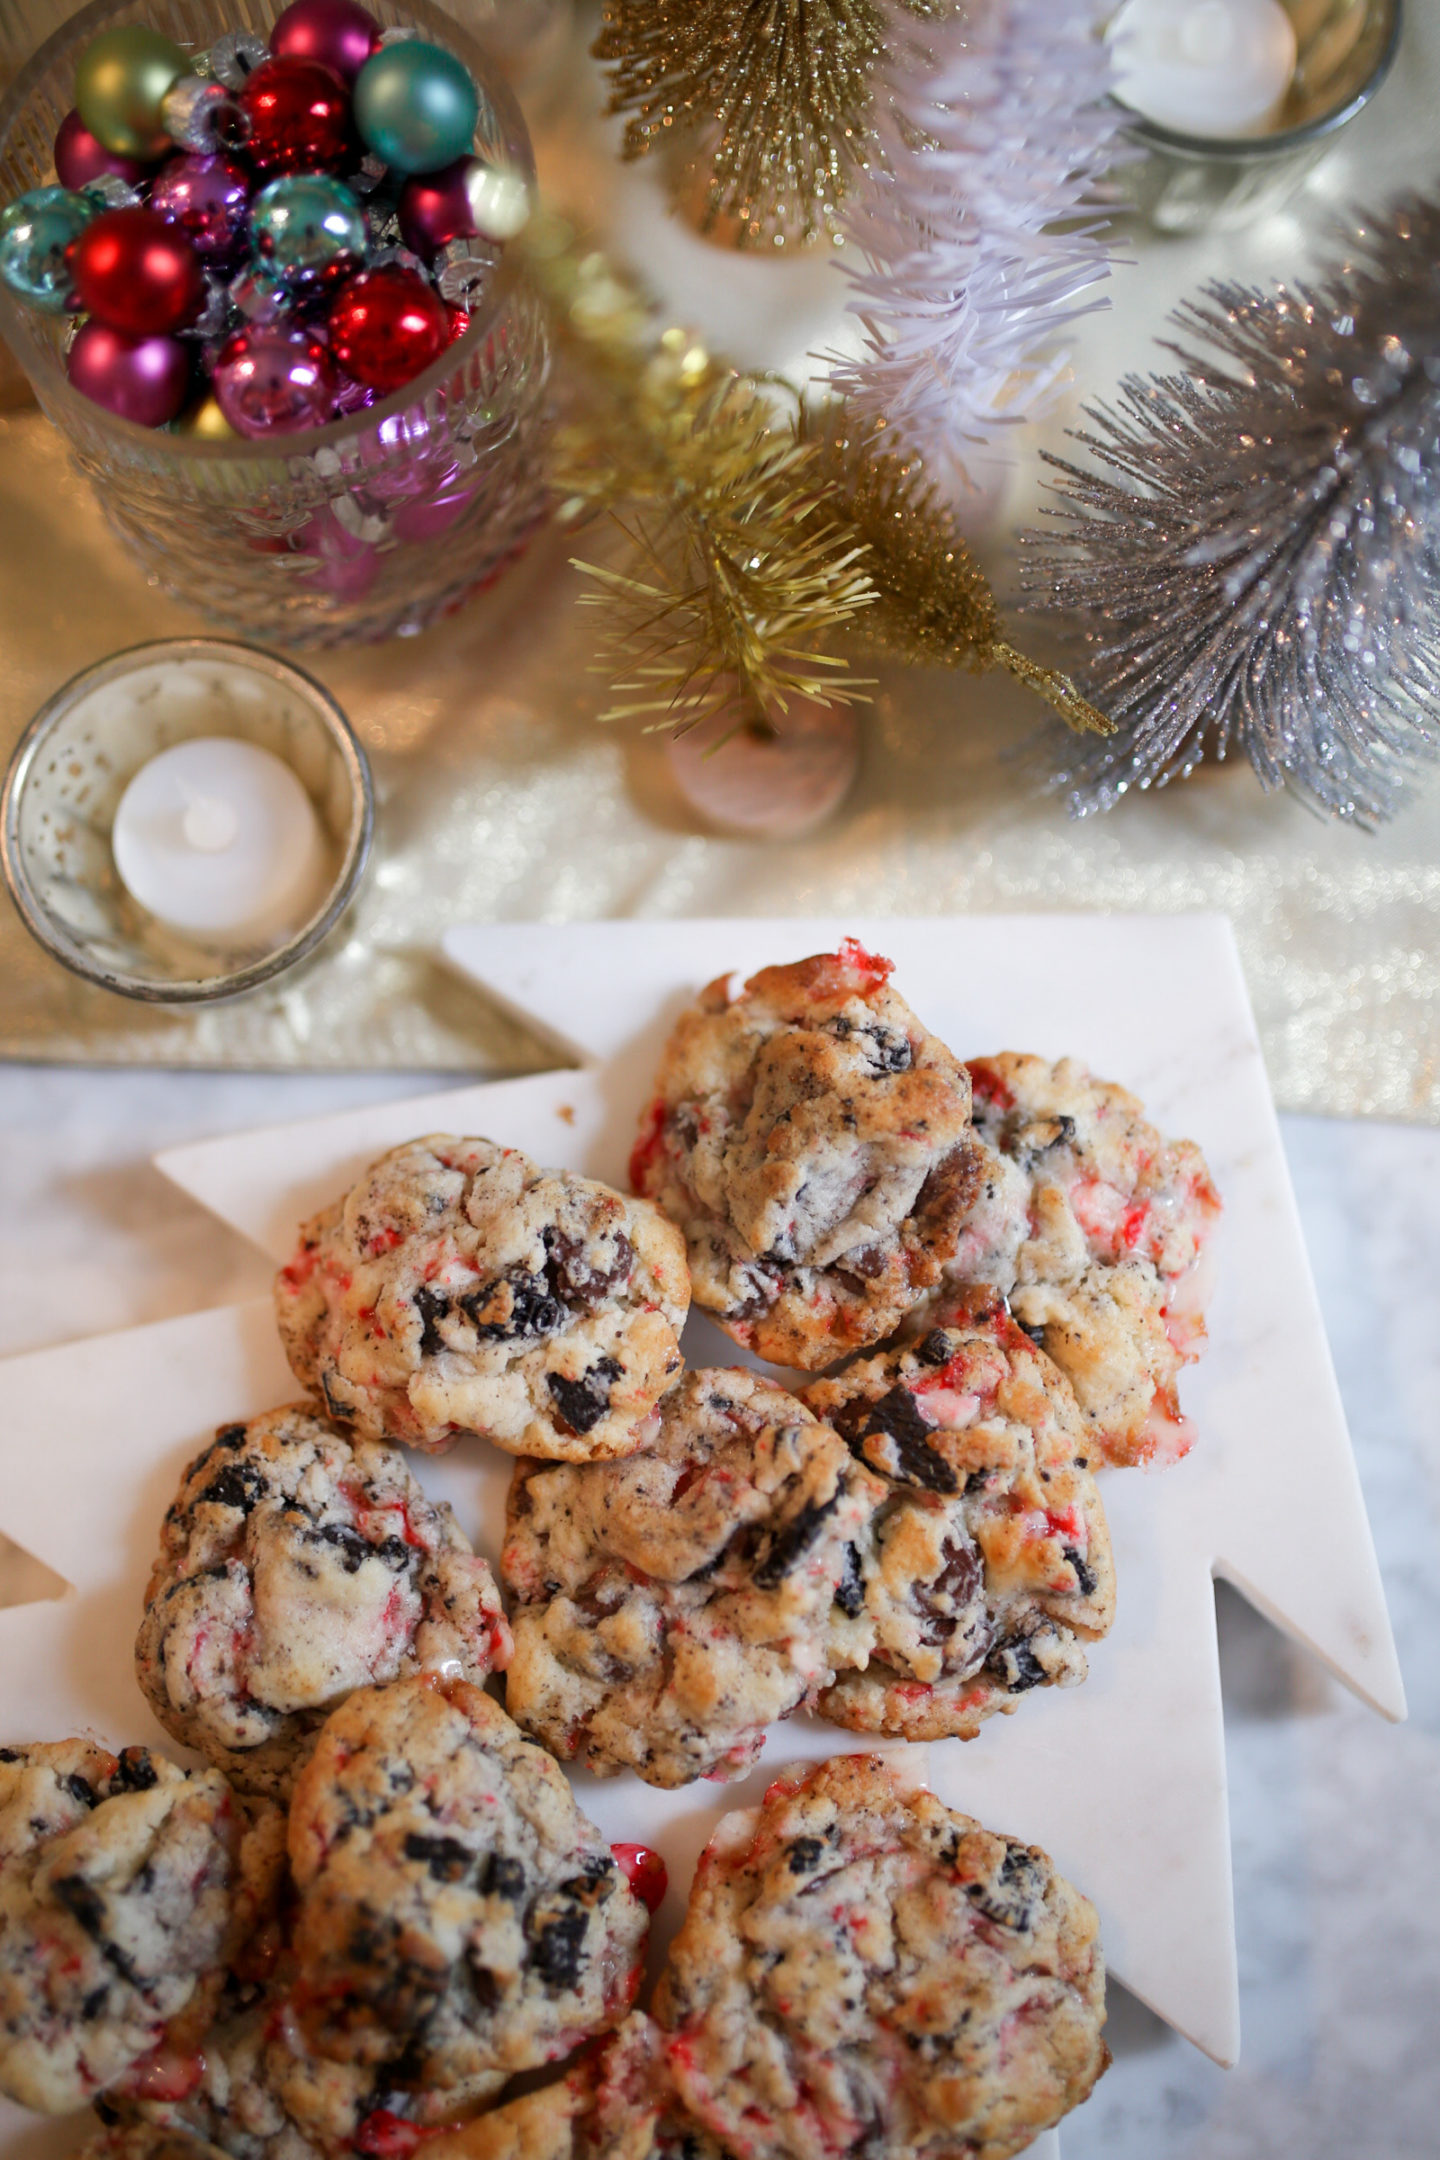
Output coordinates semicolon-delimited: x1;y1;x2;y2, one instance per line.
0;940;1219;2160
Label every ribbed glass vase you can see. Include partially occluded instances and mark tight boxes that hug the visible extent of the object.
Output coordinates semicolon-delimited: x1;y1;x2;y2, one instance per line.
0;0;550;645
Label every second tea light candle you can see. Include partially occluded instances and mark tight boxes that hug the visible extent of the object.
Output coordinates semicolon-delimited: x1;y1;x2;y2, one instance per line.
1109;0;1299;136
111;733;329;948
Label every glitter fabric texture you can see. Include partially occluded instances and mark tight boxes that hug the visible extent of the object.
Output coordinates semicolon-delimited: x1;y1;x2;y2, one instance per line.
1023;197;1440;826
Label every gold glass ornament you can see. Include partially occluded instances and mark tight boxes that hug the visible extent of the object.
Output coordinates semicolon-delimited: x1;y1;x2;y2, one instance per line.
74;27;189;161
173;394;237;442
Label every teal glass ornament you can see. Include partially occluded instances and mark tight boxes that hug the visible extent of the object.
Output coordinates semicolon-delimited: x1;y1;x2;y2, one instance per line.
353;41;479;176
250;173;367;293
0;187;92;312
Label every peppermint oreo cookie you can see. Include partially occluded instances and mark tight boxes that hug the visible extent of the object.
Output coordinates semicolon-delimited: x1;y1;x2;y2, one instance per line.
276;1137;690;1459
653;1754;1109;2160
137;1405;512;1799
502;1369;886;1786
287;1678;650;2088
802;1307;1114;1740
630;944;982;1370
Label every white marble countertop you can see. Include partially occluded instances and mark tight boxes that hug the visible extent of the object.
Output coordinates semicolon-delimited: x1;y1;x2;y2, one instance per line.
0;1063;1436;2157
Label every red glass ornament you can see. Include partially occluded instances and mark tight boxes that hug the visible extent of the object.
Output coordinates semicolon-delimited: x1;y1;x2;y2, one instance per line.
443;300;470;347
326;264;448;394
239;56;354;177
53;109;152;191
67;208;204;336
66;319;191;427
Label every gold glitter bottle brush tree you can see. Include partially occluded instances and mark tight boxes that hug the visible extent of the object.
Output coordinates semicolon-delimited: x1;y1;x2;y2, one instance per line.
519;215;1112;746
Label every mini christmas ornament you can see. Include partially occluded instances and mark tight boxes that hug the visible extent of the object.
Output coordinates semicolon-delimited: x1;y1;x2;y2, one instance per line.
160;73;250;155
228;260;288;319
149;153;253;265
66;317;191;424
271;0;381;85
353;40;479;175
53;110;152;192
326;261;448;390
205;31;268;90
1024;193;1440;823
0;188;91;312
67;207;205;337
173;391;237;439
74;26;188;160
239;56;355;176
212;321;339;435
250;171;367;291
398;154;531;256
81;173;144;212
435;235;494;307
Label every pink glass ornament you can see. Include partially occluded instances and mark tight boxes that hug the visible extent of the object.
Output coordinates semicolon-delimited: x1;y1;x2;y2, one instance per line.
53;109;152;191
66;318;191;425
270;0;380;86
391;474;474;542
149;153;252;265
212;322;338;436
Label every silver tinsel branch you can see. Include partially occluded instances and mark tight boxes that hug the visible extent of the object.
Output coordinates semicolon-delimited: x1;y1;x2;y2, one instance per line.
1023;195;1440;826
832;0;1124;504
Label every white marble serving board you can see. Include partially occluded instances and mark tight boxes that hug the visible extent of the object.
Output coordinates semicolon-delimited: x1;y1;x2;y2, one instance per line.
0;916;1401;2160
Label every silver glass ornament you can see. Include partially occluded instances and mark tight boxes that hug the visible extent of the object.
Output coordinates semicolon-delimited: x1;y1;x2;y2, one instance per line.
82;174;142;212
161;74;249;154
435;235;496;307
350;152;390;198
182;269;235;341
206;31;268;91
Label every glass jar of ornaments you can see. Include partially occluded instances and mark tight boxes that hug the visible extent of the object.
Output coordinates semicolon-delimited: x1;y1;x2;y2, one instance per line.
0;0;548;646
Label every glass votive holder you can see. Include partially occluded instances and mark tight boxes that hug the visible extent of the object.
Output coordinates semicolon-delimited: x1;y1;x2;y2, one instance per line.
0;0;550;647
1115;0;1402;236
1;637;373;1001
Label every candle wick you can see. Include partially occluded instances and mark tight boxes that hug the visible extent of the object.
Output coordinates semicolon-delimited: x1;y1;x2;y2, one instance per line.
181;794;241;854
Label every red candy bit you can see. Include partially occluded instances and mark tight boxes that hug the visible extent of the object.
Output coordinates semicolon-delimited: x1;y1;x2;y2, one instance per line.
354;2110;428;2159
834;935;894;990
113;2045;205;2102
628;1096;667;1195
611;1841;668;1913
966;1058;1014;1109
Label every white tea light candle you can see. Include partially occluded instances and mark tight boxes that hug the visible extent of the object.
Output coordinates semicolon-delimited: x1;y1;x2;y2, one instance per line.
1109;0;1299;137
112;735;330;949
